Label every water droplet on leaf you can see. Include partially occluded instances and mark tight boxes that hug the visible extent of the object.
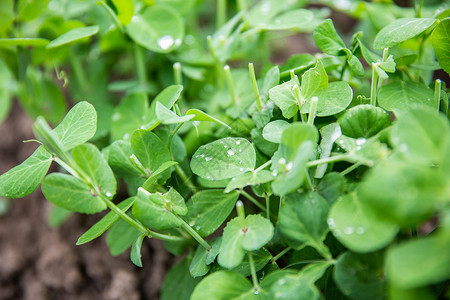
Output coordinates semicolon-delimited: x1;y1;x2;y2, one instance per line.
157;35;174;50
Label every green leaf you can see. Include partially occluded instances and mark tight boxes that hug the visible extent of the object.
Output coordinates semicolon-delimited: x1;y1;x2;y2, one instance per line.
111;0;134;25
241;215;274;251
133;188;185;231
190;271;252;300
225;170;274;193
378;81;434;111
390;106;450;166
107;140;144;189
317;172;346;205
185;190;239;237
276;122;319;163
300;60;328;102
106;214;140;256
269;76;300;119
17;0;50;21
329;192;398;252
76;197;135;245
334;252;387;300
190;244;211;278
0;146;52;198
231;248;272;277
261;9;314;30
191;138;256;181
144;85;183;130
162;258;201;300
131;129;172;179
278;192;330;251
262;120;290;144
110;93;147;141
346;51;365;76
53;101;97;151
156;101;194;124
373;18;437;50
315;123;342;179
72;143;117;198
269;262;331;300
313;19;346;56
385;233;450;289
126;5;184;53
300;81;353;117
0;0;14;34
0;38;49;47
338;104;391;138
130;233;145;267
272;141;314;196
142;161;178;191
432;18;450;75
42;173;107;214
46;25;100;49
186;108;231;129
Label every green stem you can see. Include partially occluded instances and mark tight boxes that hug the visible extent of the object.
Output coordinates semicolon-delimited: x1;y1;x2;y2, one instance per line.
248;251;260;292
265;194;270;220
415;0;424;18
255;160;272;172
207;35;224;88
312;241;332;260
224;65;237;104
293;83;307;122
307;96;318;125
370;62;378;106
236;200;246;228
96;0;124;33
134;44;147;85
306;154;349;167
340;161;363;176
175;165;198;194
272;247;292;262
216;0;226;29
173;62;182;85
130;154;150;177
248;63;263;110
304;169;314;191
434;79;442;113
178;215;211;250
240;190;266;212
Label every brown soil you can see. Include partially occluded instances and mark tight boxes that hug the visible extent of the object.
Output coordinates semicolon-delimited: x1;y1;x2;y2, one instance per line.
0;103;173;300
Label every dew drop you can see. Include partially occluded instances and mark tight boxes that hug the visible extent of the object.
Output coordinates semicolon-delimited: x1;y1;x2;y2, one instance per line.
271;170;278;176
195;155;199;158
112;113;121;121
333;229;341;237
327;218;335;226
240;167;244;172
254;290;259;295
105;192;112;197
236;140;241;145
123;133;130;140
239;160;243;164
356;138;366;146
238;149;242;153
278;158;286;165
286;162;293;171
189;220;196;226
220;141;224;144
205;156;212;161
356;227;365;234
227;148;236;156
224;145;228;149
195;226;200;231
232;177;236;181
157;35;174;50
131;16;140;23
200;154;205;158
344;227;354;235
226;137;231;140
174;38;182;46
399;143;408;152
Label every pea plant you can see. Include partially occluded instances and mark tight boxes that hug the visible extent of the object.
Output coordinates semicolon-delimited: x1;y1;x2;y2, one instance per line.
0;0;449;299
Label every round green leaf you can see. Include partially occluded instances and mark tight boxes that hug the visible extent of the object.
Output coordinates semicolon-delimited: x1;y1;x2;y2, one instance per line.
334;252;387;300
373;18;436;50
46;25;99;48
301;81;353;117
328;192;398;253
278;192;329;249
378;81;434;111
262;120;290;143
241;215;274;251
190;271;252;300
126;5;184;53
218;218;245;269
431;18;450;75
191;137;256;180
338;104;391;138
42;173;107;214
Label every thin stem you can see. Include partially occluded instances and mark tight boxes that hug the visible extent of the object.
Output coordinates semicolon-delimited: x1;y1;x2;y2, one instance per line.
304;169;314;191
134;44;147;85
240;190;267;212
248;63;263;110
312;241;332;260
224;65;237;104
174;164;198;193
255;160;272;172
293;84;307;122
272;247;292;262
173;62;182;85
96;0;124;33
307;96;318;125
236;200;246;228
306;154;349;167
130;154;150;177
370;62;378;106
178;216;211;250
434;79;442;113
265;195;270;220
415;0;424;18
216;0;226;29
248;251;260;292
340;161;363;176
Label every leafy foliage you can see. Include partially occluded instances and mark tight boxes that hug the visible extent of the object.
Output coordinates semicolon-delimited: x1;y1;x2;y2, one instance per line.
1;1;449;299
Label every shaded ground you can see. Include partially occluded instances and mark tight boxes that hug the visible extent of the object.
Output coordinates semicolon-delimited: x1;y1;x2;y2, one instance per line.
0;103;173;300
